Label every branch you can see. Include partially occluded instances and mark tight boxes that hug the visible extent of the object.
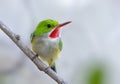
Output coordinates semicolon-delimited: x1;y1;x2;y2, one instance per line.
0;21;67;84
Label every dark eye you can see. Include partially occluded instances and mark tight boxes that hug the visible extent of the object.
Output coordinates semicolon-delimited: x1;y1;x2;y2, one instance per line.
47;24;51;28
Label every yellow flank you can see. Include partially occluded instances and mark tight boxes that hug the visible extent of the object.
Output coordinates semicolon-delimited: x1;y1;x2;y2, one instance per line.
41;48;61;66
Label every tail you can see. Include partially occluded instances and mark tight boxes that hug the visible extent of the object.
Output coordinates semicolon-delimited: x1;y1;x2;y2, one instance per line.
50;63;56;72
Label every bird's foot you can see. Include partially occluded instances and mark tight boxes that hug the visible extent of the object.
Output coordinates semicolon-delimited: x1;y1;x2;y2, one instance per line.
31;54;38;61
44;66;51;73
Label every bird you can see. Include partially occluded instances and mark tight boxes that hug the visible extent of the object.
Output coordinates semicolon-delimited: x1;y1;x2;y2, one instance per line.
30;19;71;72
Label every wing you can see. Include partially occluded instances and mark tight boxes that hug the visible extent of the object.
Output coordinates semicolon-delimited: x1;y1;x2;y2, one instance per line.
59;39;63;51
30;32;34;42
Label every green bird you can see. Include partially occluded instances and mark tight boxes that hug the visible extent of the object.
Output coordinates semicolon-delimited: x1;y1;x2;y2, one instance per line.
31;19;71;72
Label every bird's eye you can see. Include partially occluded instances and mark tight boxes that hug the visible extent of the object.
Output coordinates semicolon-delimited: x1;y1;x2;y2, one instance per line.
47;24;51;28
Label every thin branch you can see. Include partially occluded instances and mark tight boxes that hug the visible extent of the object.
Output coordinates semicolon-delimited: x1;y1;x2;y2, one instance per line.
0;21;67;84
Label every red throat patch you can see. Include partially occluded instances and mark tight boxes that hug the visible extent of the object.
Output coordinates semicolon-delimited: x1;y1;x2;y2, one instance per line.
49;28;60;38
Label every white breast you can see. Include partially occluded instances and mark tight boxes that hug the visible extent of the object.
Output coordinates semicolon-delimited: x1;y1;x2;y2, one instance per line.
32;36;60;58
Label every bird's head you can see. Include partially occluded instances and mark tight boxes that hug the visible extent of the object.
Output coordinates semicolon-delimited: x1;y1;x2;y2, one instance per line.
34;19;71;38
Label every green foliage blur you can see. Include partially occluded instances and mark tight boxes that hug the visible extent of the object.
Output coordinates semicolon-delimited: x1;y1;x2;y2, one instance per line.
86;66;104;84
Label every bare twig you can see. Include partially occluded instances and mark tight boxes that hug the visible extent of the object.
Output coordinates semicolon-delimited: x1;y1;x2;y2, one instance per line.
0;21;67;84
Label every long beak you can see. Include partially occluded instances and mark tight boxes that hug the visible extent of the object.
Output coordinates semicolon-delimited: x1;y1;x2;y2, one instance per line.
56;21;72;29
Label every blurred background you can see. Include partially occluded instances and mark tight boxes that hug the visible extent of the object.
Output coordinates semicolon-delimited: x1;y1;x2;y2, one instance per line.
0;0;120;84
